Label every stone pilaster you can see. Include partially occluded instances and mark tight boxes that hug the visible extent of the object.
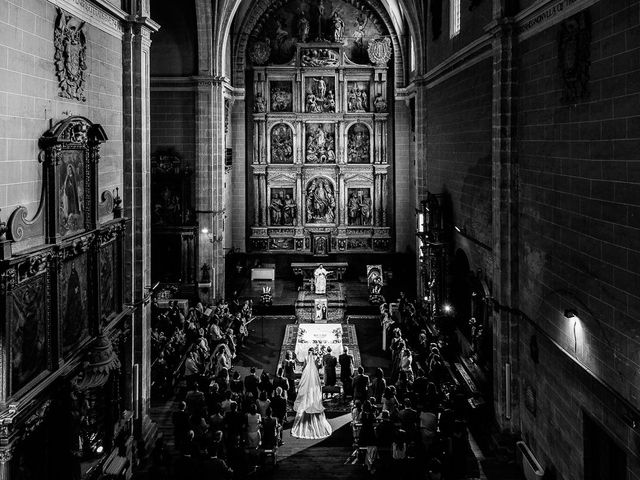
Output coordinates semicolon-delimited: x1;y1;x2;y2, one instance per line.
196;78;226;300
487;11;519;431
122;7;159;449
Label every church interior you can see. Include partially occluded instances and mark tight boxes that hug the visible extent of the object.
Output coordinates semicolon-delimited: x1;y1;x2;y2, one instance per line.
0;0;638;478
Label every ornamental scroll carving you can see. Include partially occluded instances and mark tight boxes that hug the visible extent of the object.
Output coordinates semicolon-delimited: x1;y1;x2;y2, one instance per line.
54;9;87;102
367;37;392;66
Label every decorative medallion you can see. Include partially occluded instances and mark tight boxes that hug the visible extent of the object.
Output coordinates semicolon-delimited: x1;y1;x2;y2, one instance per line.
367;37;392;66
249;40;271;65
54;9;87;102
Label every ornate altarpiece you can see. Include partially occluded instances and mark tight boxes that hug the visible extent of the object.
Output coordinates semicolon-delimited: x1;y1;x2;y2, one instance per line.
249;33;392;254
0;117;131;478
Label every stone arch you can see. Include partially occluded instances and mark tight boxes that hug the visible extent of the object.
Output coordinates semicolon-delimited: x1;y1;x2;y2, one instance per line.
230;0;408;88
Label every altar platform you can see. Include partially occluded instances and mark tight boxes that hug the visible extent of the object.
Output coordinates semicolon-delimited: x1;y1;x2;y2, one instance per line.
278;322;361;375
294;282;347;322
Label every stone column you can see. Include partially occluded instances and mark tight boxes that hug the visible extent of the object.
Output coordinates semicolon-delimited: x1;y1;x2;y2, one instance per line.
339;173;346;225
381;173;388;226
253;173;260;225
258;173;267;226
122;9;159;449
0;446;12;480
296;171;303;226
487;9;518;431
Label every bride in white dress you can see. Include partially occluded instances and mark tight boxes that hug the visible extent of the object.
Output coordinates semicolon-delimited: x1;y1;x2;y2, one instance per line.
291;349;333;439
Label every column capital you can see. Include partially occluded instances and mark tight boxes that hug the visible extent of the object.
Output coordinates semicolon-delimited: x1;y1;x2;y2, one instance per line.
0;446;13;463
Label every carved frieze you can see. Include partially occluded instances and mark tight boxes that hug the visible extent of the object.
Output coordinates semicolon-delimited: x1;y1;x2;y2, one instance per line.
301;48;340;67
54;9;87;102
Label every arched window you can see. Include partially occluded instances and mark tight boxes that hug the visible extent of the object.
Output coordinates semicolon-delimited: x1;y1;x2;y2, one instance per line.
450;0;461;38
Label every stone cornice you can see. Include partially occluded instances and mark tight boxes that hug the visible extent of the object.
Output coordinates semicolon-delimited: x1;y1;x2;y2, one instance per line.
515;0;599;41
47;0;126;38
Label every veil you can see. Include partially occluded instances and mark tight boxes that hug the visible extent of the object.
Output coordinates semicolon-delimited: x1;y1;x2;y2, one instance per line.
293;351;325;414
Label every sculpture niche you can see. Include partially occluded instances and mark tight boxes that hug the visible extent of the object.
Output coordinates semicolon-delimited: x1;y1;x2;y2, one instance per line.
306;178;336;224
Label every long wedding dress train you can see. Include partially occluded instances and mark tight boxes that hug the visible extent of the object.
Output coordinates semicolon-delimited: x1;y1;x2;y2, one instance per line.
291;352;332;439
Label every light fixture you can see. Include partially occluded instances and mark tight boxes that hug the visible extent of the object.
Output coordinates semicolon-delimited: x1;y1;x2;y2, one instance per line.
442;303;453;314
201;227;222;243
564;309;579;321
454;225;461;233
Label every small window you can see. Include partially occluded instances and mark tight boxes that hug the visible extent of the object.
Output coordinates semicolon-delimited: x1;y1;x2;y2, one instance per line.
450;0;461;38
410;37;416;72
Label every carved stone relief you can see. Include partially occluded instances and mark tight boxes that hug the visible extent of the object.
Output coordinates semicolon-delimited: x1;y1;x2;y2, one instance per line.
367;37;392;66
347;81;369;112
305;123;336;163
347;123;370;164
306;177;336;223
269;187;296;226
301;48;340;67
54;9;87;101
271;124;294;163
347;188;373;226
270;81;293;111
305;77;336;113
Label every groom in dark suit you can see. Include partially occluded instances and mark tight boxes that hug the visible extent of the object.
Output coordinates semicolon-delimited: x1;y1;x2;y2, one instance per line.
322;347;338;386
339;347;354;400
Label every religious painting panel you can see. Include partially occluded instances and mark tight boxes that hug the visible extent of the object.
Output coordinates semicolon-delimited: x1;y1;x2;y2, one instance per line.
347;188;373;225
304;76;336;113
306;178;336;224
270;81;293;112
251;0;382;64
100;242;116;325
9;274;48;395
305;123;336;163
347;123;371;164
347;81;370;112
58;149;86;237
270;124;294;164
269;187;296;226
60;252;90;357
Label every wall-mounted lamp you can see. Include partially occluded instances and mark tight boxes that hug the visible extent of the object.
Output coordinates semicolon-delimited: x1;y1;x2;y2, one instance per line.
201;227;223;244
564;309;580;352
442;303;453;315
564;309;579;321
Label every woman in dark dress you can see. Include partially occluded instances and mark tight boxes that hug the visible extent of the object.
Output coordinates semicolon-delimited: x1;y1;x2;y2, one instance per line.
283;351;296;400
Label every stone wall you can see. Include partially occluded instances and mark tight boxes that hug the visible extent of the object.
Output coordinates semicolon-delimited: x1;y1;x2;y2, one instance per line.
150;90;196;168
426;58;494;249
516;1;640;478
421;0;640;478
0;0;123;245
